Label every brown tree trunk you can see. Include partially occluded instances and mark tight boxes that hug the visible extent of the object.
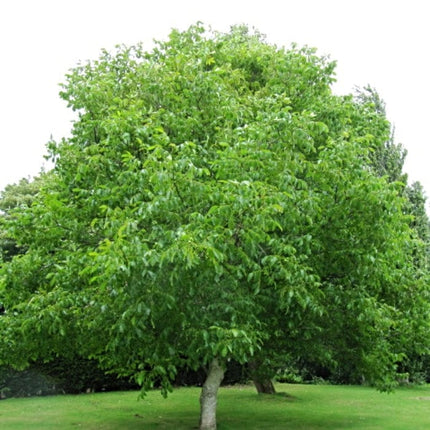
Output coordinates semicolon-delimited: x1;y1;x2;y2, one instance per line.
249;360;276;394
252;377;276;394
199;358;225;430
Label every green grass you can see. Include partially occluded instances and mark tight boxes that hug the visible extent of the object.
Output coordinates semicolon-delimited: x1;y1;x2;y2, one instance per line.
1;383;430;429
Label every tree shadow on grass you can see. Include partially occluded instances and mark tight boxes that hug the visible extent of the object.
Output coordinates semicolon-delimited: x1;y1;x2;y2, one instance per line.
215;391;383;430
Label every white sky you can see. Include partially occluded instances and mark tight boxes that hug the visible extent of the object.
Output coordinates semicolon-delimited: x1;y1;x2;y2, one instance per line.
1;0;429;205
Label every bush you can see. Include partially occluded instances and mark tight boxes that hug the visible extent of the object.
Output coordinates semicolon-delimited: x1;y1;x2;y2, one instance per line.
0;358;247;398
0;357;138;398
0;366;57;398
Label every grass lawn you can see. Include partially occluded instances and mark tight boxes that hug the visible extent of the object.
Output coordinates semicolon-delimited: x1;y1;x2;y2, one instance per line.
1;383;430;429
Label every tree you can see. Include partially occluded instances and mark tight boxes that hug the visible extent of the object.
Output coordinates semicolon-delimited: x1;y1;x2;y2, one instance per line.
1;24;428;429
353;85;407;183
0;176;47;262
405;182;430;260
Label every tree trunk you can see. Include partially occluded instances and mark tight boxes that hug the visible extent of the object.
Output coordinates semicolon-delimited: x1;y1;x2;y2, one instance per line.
249;360;276;394
252;376;276;394
199;358;225;430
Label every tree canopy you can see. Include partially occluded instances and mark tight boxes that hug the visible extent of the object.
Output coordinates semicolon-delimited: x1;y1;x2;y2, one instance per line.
1;24;429;429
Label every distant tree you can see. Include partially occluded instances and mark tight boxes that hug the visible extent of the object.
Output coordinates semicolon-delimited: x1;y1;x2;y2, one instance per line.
352;86;430;383
354;85;407;183
405;182;430;254
1;25;428;429
0;176;45;212
0;176;47;262
354;86;430;268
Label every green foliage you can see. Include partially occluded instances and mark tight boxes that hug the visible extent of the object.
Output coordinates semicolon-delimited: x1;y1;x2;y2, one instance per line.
0;176;46;213
0;24;428;407
0;176;47;263
405;182;430;254
354;86;407;183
